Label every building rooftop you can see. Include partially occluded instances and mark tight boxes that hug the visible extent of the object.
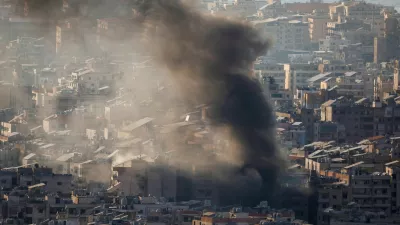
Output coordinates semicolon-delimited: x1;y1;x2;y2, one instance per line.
56;153;75;162
121;117;154;132
23;153;36;160
321;99;336;107
308;72;332;83
343;161;364;169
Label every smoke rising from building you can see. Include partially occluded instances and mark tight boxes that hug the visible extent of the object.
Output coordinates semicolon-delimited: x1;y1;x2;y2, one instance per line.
29;0;288;206
132;0;286;205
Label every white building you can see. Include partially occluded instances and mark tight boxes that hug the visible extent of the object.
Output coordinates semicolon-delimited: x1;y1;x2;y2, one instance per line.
319;36;350;52
252;17;310;53
68;68;118;95
284;63;320;94
254;62;286;89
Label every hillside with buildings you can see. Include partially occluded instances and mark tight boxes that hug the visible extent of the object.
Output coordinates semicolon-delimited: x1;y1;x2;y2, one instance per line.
0;0;398;224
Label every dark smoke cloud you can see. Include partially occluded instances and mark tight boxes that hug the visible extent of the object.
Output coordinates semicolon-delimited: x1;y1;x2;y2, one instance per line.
132;0;286;205
28;0;288;206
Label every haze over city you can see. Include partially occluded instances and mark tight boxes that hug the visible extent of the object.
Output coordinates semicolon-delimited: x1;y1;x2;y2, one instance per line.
0;0;400;225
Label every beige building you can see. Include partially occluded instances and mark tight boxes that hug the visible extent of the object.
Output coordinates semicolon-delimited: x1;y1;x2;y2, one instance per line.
308;12;331;42
394;60;400;91
284;63;320;94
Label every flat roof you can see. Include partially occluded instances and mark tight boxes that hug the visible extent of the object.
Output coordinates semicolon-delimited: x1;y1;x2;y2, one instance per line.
121;117;154;132
308;150;324;158
23;153;36;160
40;143;55;149
94;146;106;154
308;72;332;83
107;150;119;159
160;121;197;134
344;161;364;169
56;153;75;162
321;99;336;107
340;145;366;154
292;122;302;126
385;160;400;166
115;138;142;148
28;183;45;190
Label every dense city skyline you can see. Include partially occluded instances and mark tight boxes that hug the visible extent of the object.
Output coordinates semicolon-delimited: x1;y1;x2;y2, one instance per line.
0;0;400;225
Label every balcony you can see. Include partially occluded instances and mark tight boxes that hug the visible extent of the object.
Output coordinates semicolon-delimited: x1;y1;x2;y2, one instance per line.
373;203;390;207
352;184;371;189
352;194;371;198
371;184;391;189
372;194;390;198
318;198;329;203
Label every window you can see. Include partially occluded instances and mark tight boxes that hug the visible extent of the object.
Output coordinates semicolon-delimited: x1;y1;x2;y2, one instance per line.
183;216;192;222
26;207;33;214
57;182;62;186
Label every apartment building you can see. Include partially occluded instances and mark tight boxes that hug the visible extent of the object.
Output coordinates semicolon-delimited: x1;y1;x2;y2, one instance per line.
260;76;292;109
284;63;320;94
347;163;392;215
317;183;349;225
305;144;400;222
336;43;364;68
326;18;367;37
254;62;286;89
257;1;286;19
321;96;400;142
67;68;118;95
308;12;331;42
318;62;354;77
234;0;268;15
329;3;346;21
296;87;337;110
314;122;345;143
335;73;365;99
281;122;307;148
365;17;385;38
319;36;350;52
385;161;400;214
344;2;383;20
252;17;310;52
33;88;78;119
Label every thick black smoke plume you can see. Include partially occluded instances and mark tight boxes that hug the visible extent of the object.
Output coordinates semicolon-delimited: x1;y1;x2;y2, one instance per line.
133;0;286;205
29;0;288;206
